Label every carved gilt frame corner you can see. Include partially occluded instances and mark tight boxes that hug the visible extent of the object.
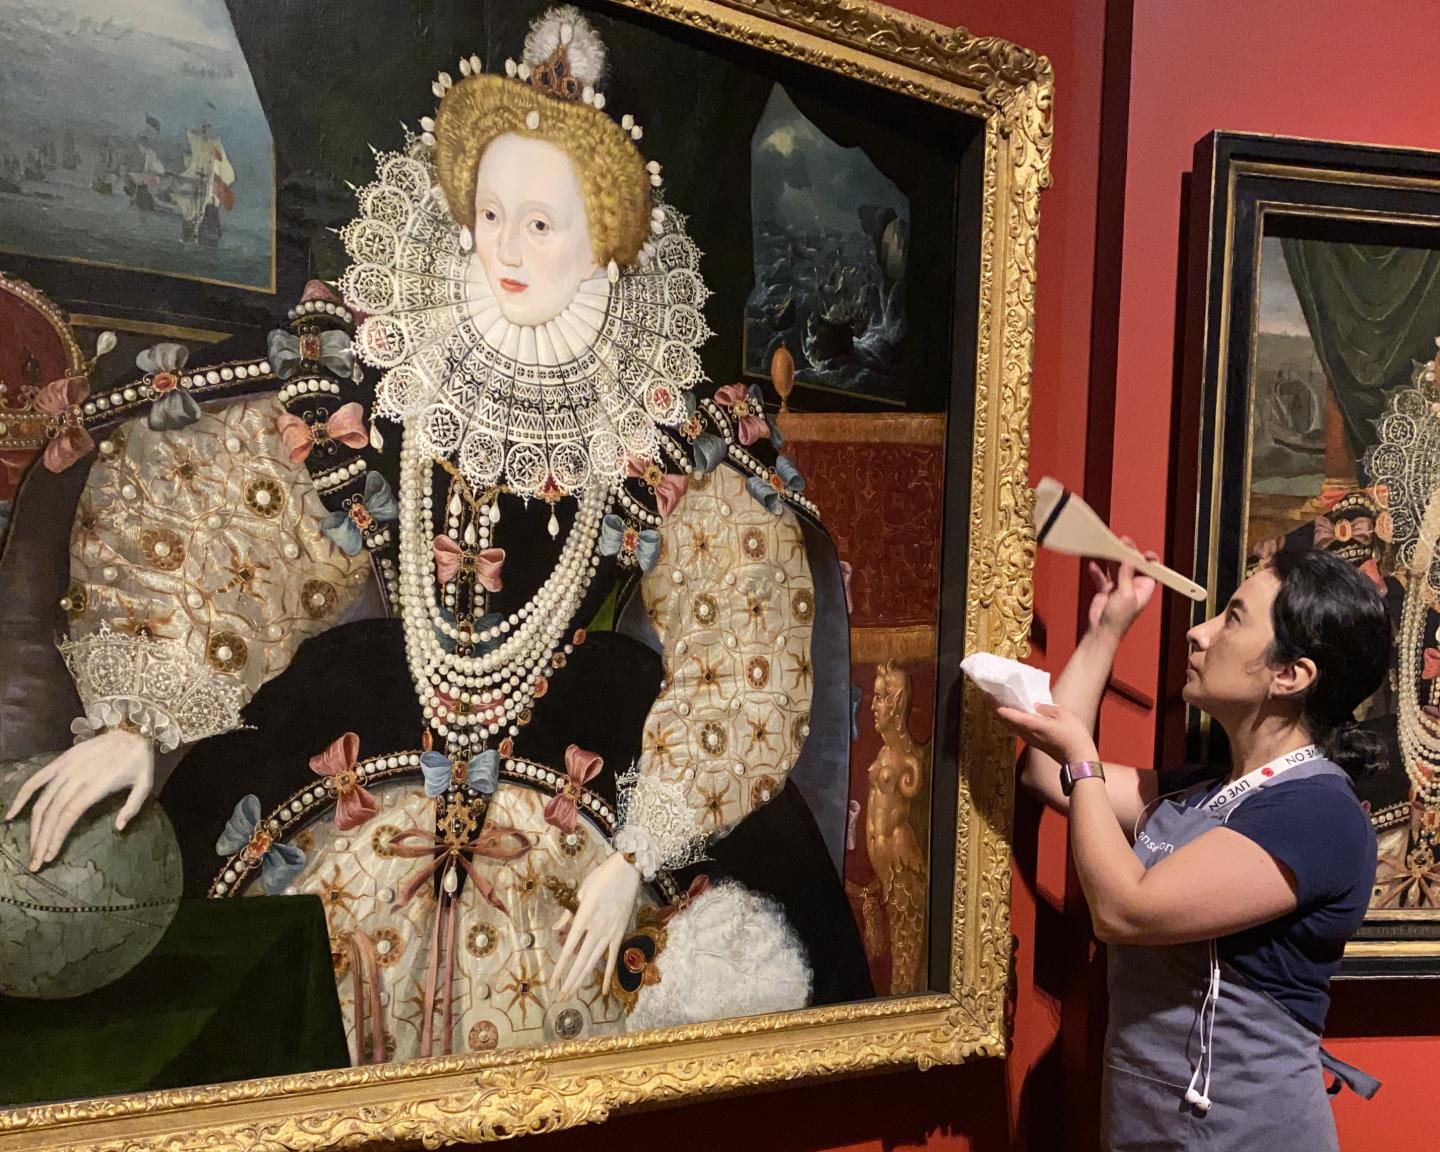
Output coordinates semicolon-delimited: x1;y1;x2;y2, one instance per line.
0;2;1050;1148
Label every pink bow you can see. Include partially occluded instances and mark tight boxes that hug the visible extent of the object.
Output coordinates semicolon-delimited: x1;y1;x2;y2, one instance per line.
625;456;689;517
1360;557;1385;592
1423;648;1440;682
309;731;380;831
714;383;769;446
543;744;603;834
1314;515;1374;550
36;376;95;473
432;536;505;590
277;402;369;463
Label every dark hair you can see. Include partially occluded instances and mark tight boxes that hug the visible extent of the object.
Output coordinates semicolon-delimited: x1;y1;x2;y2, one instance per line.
1266;549;1391;781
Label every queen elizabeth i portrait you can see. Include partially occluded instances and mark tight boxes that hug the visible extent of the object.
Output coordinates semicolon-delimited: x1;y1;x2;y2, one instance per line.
0;0;1049;1137
1;5;871;1069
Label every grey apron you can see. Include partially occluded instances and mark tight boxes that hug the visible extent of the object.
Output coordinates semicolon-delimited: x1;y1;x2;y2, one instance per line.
1101;758;1379;1151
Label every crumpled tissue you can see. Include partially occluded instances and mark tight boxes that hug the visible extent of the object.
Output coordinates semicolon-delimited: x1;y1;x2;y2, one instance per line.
960;653;1053;713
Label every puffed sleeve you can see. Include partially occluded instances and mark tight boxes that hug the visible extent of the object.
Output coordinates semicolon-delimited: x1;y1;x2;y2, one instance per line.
612;463;816;878
59;396;373;751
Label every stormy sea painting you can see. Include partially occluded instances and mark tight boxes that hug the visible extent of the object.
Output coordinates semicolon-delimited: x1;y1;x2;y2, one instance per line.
0;0;274;291
744;86;909;406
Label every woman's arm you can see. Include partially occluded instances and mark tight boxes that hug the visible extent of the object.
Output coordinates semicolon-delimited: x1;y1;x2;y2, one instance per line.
1002;705;1298;945
1018;555;1161;829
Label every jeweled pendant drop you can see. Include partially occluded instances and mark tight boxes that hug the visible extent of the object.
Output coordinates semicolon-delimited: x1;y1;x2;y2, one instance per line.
547;509;559;538
443;863;458;895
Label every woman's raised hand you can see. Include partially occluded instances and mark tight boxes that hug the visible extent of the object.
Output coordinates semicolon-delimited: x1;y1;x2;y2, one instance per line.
1087;538;1160;642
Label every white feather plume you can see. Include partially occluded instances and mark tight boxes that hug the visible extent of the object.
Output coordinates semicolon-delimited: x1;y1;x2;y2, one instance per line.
523;4;607;90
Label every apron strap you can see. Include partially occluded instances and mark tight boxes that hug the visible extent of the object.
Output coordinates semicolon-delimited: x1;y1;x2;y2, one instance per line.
1320;1046;1381;1100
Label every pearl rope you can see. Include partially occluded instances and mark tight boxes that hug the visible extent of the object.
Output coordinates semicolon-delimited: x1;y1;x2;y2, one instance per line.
397;427;610;756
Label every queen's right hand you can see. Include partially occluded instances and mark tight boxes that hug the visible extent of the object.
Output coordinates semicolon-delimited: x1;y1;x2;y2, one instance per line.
4;729;155;871
1086;538;1161;643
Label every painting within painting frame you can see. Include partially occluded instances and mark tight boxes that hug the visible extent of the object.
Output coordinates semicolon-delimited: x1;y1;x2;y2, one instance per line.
1169;130;1440;977
0;0;1050;1147
0;0;278;295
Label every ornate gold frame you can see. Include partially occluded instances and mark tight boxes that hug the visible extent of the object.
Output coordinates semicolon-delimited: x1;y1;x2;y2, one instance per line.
0;1;1049;1147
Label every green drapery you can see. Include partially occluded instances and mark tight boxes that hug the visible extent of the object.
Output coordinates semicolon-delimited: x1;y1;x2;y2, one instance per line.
1281;239;1440;463
0;896;348;1107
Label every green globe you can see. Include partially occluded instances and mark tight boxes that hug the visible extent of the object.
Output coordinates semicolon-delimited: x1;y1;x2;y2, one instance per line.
0;754;182;999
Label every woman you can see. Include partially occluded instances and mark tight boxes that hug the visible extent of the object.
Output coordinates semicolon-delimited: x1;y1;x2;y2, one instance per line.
3;4;869;1061
991;544;1387;1151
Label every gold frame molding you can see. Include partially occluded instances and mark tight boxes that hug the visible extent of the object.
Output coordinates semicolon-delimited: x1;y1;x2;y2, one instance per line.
1;1;1049;1147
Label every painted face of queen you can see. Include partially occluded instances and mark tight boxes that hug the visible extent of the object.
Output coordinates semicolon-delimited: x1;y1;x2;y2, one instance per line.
470;133;600;327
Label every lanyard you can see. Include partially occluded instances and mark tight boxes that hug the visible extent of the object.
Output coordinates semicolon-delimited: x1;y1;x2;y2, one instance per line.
1200;743;1324;814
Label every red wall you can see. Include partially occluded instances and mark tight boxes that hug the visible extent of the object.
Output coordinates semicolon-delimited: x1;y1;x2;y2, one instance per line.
1108;3;1440;1148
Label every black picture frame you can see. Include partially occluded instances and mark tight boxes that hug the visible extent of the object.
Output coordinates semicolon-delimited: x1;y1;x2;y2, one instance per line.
1167;130;1440;977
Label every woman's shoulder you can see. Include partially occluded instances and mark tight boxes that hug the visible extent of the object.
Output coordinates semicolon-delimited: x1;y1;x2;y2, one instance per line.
1225;772;1375;902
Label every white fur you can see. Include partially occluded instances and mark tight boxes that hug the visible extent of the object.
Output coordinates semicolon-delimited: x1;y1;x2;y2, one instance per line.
523;5;607;90
627;881;813;1031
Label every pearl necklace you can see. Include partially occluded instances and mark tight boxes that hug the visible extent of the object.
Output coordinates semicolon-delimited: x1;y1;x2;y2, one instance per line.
397;427;610;758
1396;571;1440;805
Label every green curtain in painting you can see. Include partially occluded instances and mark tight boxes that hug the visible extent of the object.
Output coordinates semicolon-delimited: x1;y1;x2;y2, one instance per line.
1281;239;1440;465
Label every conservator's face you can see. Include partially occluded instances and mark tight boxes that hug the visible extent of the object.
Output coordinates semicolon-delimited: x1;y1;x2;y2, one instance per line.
471;133;598;327
1183;568;1283;722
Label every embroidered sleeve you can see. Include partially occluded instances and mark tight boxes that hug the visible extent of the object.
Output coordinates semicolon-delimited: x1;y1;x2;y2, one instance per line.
614;464;815;878
62;396;373;750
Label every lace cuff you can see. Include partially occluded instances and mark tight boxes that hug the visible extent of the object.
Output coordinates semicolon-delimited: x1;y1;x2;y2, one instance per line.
614;768;710;879
59;623;245;749
71;698;184;753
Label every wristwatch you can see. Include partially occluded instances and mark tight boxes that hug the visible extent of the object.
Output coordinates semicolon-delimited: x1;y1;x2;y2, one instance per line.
1060;760;1106;796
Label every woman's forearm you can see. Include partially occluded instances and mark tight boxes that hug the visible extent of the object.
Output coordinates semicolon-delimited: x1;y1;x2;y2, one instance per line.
1066;774;1146;939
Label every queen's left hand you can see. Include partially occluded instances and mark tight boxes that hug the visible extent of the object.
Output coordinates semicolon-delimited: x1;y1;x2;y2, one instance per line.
992;703;1099;768
552;850;642;1000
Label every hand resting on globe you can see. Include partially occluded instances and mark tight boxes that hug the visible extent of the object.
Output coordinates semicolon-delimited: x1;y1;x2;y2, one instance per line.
4;728;154;871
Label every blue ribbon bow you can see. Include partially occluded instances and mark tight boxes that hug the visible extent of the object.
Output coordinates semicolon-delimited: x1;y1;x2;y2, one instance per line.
267;328;359;382
320;471;399;556
598;513;662;572
421;748;500;797
745;454;805;514
215;794;307;894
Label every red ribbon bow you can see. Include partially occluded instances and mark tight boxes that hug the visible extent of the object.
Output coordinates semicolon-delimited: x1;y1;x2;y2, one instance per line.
625;456;689;517
432;536;505;590
36;375;95;473
1314;515;1374;550
309;731;380;831
714;383;769;446
1423;648;1440;681
543;744;603;833
277;402;368;463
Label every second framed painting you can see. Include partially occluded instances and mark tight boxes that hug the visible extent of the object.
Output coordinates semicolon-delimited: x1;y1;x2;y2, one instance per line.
1173;130;1440;974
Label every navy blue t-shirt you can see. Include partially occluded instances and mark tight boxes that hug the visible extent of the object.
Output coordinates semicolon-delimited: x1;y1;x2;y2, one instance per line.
1157;767;1376;1032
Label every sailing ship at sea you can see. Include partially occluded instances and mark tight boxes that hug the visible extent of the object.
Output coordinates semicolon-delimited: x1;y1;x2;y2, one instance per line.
175;121;235;248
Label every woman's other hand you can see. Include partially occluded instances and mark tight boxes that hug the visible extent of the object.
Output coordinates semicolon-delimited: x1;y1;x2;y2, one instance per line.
552;850;642;999
4;729;155;871
994;703;1099;769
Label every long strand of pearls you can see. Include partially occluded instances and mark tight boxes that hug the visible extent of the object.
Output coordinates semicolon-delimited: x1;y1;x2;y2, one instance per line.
397;427;610;757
